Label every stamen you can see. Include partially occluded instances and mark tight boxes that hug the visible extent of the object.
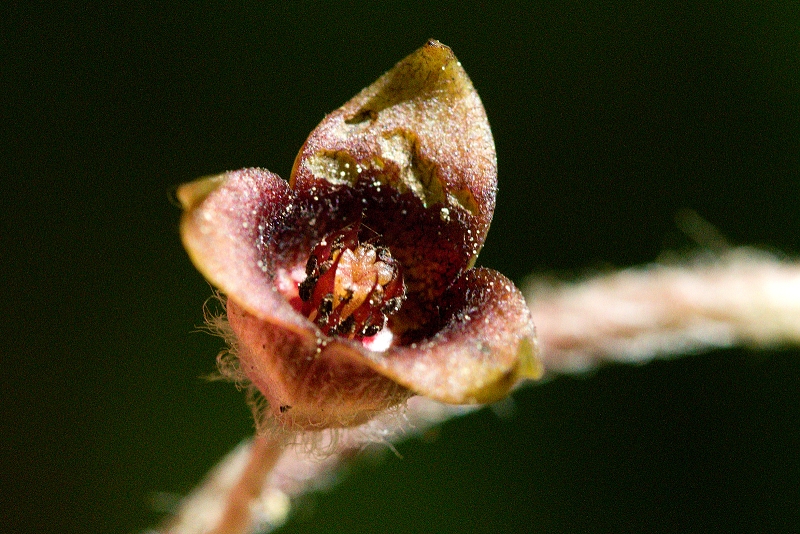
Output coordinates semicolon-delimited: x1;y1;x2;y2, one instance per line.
299;222;406;339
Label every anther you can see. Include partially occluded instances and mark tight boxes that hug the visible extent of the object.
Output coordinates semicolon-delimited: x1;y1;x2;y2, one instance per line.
298;221;406;339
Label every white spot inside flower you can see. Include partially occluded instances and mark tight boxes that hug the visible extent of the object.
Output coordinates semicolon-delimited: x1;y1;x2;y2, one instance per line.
276;267;306;294
440;207;450;222
362;328;393;352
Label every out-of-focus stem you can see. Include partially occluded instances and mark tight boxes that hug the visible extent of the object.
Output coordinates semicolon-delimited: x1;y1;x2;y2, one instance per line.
528;249;800;372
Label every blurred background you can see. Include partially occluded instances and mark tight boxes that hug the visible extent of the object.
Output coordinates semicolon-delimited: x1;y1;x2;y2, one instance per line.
3;2;799;532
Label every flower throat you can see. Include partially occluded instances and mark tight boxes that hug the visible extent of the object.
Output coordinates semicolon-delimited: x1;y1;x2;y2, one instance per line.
298;222;406;339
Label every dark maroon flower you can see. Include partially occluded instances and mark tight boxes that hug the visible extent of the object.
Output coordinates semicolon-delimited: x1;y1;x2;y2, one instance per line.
178;40;542;432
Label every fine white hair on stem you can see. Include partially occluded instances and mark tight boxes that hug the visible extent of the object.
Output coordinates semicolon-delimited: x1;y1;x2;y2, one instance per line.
527;248;800;373
155;248;800;534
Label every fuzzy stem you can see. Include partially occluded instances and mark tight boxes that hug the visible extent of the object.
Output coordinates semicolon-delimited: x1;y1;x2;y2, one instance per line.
529;249;800;372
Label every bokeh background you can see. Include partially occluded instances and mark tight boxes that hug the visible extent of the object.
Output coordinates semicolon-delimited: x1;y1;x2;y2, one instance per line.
3;2;799;533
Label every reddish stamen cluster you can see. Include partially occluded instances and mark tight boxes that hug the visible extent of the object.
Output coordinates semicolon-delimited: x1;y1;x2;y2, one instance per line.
298;222;406;339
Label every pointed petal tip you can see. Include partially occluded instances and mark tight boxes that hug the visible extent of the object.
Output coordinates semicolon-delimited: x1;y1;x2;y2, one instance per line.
293;39;494;207
176;173;228;211
517;335;545;381
177;173;231;288
457;334;544;404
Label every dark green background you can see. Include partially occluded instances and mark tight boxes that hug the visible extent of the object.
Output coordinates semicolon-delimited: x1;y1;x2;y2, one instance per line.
3;2;799;533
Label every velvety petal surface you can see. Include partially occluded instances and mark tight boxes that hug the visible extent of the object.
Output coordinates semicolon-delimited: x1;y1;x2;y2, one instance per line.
227;266;541;429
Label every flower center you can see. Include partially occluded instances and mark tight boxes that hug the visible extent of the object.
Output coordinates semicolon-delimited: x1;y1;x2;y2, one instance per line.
298;222;406;338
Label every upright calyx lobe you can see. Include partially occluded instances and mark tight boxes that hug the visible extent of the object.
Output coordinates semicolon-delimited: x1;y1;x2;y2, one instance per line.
288;40;497;335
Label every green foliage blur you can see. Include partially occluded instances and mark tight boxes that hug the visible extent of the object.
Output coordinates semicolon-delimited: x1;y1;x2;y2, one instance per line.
3;2;798;533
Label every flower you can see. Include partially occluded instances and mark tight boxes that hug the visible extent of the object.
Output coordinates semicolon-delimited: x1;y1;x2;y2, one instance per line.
177;40;542;432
